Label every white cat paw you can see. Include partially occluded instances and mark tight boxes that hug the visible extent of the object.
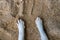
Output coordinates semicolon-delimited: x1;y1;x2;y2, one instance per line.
17;19;25;29
35;17;42;25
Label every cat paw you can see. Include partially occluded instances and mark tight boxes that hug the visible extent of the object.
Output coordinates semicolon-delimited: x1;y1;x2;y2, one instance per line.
35;17;42;25
17;19;25;29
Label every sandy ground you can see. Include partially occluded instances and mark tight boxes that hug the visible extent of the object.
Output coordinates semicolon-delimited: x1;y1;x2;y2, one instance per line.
0;0;60;40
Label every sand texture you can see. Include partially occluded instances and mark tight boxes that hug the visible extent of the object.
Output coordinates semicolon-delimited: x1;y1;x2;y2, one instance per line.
0;0;60;40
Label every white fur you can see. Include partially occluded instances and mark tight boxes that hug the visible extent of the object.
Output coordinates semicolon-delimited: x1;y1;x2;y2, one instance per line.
35;17;48;40
17;17;48;40
17;19;24;40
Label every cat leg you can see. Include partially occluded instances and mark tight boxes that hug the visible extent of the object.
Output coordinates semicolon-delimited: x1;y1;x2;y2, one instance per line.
35;17;48;40
17;19;25;40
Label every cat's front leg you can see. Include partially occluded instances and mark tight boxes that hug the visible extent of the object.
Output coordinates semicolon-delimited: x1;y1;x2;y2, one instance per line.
35;17;48;40
17;19;25;40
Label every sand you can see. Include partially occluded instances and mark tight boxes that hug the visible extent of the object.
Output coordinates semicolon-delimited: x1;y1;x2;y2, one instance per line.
0;0;60;40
